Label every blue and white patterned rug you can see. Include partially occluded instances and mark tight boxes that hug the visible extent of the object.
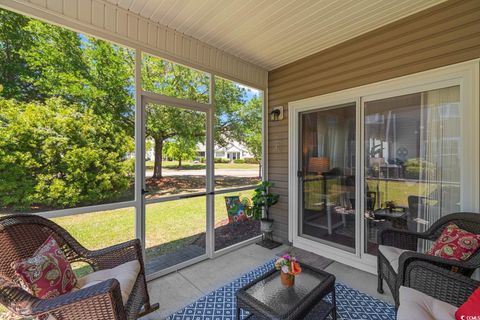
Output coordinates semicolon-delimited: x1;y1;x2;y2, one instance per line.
167;259;396;320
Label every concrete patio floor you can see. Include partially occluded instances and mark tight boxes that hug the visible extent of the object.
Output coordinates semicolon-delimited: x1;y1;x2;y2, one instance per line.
142;243;394;319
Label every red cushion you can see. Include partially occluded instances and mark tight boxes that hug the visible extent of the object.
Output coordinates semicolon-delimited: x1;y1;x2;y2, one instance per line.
427;223;480;261
455;287;480;320
12;236;77;299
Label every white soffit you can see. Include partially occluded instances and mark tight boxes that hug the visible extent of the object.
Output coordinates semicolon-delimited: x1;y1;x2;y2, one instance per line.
105;0;446;70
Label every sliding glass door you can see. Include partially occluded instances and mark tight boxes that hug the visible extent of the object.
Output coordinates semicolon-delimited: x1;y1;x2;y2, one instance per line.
364;86;461;255
299;103;357;252
291;62;478;270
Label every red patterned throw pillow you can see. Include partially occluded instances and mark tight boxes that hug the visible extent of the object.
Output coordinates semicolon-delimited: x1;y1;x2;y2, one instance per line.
12;236;77;299
427;223;480;261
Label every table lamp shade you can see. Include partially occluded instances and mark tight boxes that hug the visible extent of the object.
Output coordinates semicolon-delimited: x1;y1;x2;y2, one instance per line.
308;157;329;174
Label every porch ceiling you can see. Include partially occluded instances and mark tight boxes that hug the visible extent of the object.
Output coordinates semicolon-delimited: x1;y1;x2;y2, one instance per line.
105;0;445;70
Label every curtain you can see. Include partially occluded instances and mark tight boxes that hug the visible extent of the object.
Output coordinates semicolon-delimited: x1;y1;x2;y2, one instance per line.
418;86;460;249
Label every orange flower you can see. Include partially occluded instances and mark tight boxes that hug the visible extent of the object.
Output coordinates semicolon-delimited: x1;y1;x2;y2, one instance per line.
290;261;302;275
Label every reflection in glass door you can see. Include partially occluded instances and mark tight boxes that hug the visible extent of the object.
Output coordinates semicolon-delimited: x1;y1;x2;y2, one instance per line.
299;103;357;252
364;86;461;255
143;103;208;274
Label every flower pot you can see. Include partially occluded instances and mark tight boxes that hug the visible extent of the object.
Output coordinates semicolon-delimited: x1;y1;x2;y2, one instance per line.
280;271;295;288
260;218;273;233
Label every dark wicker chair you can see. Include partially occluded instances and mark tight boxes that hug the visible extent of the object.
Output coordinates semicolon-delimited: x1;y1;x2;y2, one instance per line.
377;212;480;307
0;214;158;320
403;260;479;308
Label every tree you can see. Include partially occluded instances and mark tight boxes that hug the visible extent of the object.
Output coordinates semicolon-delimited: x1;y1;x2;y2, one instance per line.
215;78;263;175
0;97;134;209
142;54;208;178
164;138;198;167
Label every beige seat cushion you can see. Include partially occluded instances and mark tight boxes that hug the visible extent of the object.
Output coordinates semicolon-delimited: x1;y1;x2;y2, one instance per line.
76;260;140;304
397;286;457;320
378;245;409;272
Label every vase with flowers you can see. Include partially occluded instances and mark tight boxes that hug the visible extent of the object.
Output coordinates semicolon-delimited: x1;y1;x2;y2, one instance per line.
275;255;302;288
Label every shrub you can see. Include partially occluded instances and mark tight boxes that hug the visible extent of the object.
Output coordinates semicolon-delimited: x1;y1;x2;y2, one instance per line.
403;158;435;179
0;98;134;210
233;159;246;164
214;157;230;163
243;157;259;164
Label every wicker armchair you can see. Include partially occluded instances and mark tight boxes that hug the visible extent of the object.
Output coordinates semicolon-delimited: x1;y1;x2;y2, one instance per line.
377;212;480;307
403;260;479;308
0;214;158;320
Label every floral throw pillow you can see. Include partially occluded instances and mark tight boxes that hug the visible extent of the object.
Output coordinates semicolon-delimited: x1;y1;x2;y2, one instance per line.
12;236;77;299
427;223;480;261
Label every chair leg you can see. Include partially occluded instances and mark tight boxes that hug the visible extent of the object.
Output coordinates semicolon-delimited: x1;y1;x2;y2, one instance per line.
377;257;384;294
138;302;160;317
377;274;384;294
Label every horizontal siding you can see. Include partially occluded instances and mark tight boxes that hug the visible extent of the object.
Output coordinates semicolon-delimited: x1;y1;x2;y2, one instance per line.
267;0;480;243
0;0;267;89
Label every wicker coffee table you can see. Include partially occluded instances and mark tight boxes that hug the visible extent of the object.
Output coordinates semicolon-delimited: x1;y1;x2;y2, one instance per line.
236;264;336;320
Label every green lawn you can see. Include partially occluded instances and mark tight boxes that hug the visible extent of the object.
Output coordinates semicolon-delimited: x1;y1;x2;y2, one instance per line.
366;178;434;208
52;190;254;252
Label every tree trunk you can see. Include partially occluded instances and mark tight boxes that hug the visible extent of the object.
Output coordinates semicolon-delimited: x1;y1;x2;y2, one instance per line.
178;158;182;167
153;138;163;179
258;162;262;178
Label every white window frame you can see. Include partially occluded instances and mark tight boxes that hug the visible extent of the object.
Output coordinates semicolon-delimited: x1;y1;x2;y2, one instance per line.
288;60;480;274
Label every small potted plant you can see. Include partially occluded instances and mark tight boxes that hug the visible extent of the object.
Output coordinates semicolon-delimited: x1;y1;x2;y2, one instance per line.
251;181;279;235
275;254;302;287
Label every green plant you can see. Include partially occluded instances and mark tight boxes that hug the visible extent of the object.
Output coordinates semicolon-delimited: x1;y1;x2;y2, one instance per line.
243;157;258;164
404;158;435;179
233;159;245;164
214;157;230;163
249;181;279;220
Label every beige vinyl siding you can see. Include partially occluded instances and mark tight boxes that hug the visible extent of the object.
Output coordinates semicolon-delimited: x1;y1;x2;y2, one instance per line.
0;0;267;89
267;0;480;243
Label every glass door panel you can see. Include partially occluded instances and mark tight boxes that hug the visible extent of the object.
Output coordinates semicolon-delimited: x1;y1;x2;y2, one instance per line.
144;103;208;274
299;103;357;252
364;86;461;255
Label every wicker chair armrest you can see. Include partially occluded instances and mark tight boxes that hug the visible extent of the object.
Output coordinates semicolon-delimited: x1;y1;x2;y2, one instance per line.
84;239;143;271
402;260;479;307
399;251;478;273
379;228;427;250
0;277;125;319
32;279;126;319
0;276;38;316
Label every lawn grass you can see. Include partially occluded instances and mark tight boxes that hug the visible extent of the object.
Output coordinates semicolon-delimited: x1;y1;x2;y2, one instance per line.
366;178;433;208
52;189;255;252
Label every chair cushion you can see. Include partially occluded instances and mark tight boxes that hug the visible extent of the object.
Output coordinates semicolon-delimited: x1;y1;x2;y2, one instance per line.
12;236;77;299
378;245;409;272
455;287;480;320
397;286;457;320
76;260;140;304
427;223;480;261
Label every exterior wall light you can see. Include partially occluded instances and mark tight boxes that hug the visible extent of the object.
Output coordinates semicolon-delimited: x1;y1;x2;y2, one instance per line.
270;106;284;121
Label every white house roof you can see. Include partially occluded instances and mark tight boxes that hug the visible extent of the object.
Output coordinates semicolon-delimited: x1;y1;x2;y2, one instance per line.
104;0;444;70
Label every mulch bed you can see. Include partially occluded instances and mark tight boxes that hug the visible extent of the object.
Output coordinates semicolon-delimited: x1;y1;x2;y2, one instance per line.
194;219;261;251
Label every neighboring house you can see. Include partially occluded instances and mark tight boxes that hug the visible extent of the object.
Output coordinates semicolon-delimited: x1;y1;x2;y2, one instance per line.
197;141;253;160
144;139;253;162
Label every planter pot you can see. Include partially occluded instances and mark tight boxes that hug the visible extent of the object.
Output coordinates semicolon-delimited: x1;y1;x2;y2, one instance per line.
280;271;295;288
260;218;273;233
